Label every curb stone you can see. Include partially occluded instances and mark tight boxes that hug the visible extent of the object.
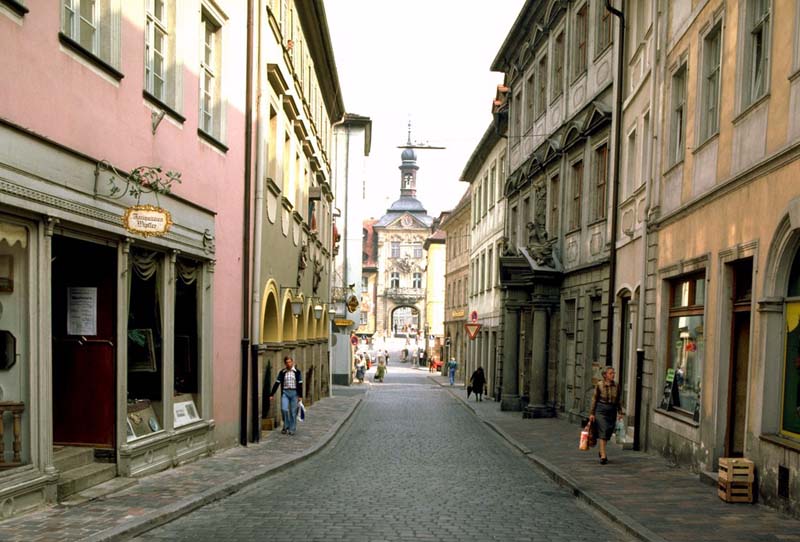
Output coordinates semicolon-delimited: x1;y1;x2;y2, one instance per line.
84;396;364;542
432;376;667;542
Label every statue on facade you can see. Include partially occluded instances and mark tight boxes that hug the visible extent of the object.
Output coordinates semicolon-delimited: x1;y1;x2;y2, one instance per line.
500;235;516;257
297;244;308;286
312;257;323;294
525;220;557;268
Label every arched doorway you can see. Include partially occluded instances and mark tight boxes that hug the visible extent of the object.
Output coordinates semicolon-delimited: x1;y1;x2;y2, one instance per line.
391;305;420;338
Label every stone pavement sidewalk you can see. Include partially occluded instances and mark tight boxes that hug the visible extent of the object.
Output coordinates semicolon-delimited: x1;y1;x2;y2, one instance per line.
0;388;364;542
430;374;800;542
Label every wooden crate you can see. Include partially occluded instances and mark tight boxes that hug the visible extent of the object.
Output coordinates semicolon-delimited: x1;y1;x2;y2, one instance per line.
718;480;753;503
719;457;755;483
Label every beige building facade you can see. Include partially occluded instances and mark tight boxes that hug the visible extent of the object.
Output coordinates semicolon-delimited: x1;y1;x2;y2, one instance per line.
646;0;800;513
463;125;506;399
441;195;471;378
253;0;344;431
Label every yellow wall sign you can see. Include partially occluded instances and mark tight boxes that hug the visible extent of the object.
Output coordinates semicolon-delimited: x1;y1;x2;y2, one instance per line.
122;205;173;237
451;309;466;318
334;319;354;327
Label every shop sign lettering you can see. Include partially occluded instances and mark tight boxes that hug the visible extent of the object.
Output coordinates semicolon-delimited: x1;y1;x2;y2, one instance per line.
122;205;173;237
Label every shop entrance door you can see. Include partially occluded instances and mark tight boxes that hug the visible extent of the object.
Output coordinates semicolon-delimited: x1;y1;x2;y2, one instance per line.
52;236;116;449
725;259;753;458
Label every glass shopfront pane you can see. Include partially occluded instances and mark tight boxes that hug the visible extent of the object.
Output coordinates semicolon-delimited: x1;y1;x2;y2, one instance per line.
126;249;164;441
783;302;800;435
173;258;201;428
0;223;30;467
667;314;704;419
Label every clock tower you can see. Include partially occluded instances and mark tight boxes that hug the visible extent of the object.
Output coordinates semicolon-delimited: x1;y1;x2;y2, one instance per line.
399;125;419;198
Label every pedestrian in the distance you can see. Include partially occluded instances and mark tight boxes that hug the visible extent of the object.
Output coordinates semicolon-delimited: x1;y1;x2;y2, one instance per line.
589;366;624;464
355;355;366;383
469;367;486;402
447;357;458;386
269;356;304;435
375;357;386;383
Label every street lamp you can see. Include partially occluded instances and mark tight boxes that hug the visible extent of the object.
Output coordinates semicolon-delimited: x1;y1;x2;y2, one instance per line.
313;304;323;320
280;286;304;318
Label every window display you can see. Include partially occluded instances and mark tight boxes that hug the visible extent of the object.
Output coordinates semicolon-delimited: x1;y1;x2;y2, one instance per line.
664;273;705;421
782;250;800;435
127;248;164;441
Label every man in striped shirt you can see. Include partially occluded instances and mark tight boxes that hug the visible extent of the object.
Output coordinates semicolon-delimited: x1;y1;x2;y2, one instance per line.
269;356;304;435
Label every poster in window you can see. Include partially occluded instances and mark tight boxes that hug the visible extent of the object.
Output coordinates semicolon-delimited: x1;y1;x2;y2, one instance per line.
782;303;800;434
67;287;97;336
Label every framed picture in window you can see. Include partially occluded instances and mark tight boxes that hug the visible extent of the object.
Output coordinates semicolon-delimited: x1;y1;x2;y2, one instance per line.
0;255;13;292
128;328;157;372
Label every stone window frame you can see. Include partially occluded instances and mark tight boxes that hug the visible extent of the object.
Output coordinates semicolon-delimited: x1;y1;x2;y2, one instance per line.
656;253;710;424
198;1;228;149
551;27;566;103
697;11;725;145
595;0;613;56
736;0;772;113
758;198;800;441
591;139;609;223
59;0;123;81
572;1;589;81
0;0;28;18
668;59;688;167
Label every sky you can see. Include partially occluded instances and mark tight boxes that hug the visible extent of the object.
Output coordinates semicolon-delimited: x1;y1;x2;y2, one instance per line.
325;1;525;219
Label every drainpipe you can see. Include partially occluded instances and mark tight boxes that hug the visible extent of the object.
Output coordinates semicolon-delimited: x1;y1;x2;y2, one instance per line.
633;0;660;451
604;0;625;368
240;0;255;447
250;1;266;444
330;117;347;386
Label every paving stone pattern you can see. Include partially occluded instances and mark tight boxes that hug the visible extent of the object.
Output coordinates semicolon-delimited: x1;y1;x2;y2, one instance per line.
136;368;629;542
0;389;363;542
432;374;800;542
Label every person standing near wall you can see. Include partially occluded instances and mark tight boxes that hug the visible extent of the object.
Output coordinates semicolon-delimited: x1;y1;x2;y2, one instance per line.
269;356;304;435
447;357;458;386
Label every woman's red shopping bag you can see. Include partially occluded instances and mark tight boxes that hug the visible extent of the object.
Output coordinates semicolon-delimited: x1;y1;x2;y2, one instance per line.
579;425;590;450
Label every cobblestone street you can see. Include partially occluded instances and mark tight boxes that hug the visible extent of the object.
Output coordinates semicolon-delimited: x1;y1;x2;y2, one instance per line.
135;368;629;542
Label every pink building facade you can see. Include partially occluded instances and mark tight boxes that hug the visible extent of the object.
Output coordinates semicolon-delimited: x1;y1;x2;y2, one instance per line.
0;0;246;516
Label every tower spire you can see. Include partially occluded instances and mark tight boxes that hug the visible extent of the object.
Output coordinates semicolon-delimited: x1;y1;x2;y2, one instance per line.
407;119;412;145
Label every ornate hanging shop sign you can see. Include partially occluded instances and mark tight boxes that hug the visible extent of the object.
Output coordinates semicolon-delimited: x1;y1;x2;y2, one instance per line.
122;205;173;237
95;161;182;238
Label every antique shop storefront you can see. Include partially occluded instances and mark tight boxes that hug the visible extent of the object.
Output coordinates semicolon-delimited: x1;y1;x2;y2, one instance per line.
0;123;215;516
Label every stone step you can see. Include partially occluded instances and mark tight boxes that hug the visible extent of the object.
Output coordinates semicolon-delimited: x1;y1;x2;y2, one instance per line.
59;476;137;507
53;447;95;473
57;462;117;501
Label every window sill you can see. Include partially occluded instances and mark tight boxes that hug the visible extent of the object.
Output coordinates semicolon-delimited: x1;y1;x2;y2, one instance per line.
143;90;186;124
58;32;123;81
663;157;685;177
1;0;27;16
654;407;700;428
789;68;800;83
733;92;770;126
587;217;606;227
197;129;228;153
692;131;718;156
760;433;800;453
593;42;612;62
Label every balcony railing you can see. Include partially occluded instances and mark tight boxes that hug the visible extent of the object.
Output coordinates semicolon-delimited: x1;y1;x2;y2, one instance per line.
385;287;425;302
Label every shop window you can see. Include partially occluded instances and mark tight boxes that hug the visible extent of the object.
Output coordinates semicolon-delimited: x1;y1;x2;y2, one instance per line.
664;272;706;420
174;258;201;427
0;224;30;467
127;249;164;441
781;249;800;436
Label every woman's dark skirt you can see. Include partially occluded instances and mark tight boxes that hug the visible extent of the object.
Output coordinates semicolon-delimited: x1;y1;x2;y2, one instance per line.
595;402;617;440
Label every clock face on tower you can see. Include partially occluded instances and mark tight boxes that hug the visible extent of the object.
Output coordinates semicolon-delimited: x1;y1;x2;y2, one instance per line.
401;215;413;227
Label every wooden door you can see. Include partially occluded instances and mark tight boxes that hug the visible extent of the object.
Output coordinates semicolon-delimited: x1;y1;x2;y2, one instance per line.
52;236;116;449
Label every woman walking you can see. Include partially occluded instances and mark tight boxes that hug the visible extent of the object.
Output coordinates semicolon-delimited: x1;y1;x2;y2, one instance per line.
589;366;624;464
469;367;487;402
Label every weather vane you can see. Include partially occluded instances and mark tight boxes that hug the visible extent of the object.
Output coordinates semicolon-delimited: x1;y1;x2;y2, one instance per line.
397;119;446;150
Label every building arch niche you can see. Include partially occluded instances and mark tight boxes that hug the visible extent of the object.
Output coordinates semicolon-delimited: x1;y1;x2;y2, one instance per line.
281;297;296;342
390;304;420;337
260;280;280;343
317;306;328;339
759;202;800;435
